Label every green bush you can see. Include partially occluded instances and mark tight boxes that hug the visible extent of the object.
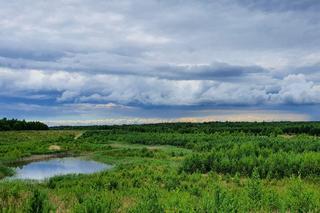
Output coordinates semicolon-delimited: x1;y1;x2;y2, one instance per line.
74;194;119;213
25;189;52;213
286;178;318;212
130;189;164;213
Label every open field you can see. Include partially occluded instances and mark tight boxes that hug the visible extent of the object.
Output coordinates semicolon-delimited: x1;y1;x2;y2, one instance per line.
2;0;320;212
1;123;320;212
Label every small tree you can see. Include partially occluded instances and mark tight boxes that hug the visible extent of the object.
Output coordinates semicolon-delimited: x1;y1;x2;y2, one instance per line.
246;168;263;210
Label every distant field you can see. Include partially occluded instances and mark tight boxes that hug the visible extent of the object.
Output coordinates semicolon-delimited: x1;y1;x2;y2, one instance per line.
1;123;320;212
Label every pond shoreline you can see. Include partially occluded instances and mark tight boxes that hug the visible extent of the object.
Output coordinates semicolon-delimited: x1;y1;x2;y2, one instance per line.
6;152;74;167
8;157;112;180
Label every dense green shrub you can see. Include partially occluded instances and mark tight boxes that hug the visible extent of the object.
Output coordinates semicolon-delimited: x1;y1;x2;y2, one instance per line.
286;178;318;212
180;151;320;178
26;189;52;213
74;193;119;213
0;164;14;178
130;189;164;213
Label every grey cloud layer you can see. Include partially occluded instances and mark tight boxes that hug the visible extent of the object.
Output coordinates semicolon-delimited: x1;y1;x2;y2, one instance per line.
236;0;320;12
1;68;320;106
0;0;320;109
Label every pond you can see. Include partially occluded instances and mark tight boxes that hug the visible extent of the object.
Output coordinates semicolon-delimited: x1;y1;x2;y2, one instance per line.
8;157;112;180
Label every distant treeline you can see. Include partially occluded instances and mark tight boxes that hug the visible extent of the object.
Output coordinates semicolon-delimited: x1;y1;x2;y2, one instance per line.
52;121;320;136
0;118;49;131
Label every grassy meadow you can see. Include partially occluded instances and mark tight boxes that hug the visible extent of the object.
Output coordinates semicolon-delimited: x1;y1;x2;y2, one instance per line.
1;123;320;212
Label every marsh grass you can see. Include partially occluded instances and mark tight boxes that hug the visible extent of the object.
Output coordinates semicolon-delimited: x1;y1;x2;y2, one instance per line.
1;128;320;212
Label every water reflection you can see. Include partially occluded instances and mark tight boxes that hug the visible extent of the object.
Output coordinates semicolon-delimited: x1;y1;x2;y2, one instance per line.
10;157;111;180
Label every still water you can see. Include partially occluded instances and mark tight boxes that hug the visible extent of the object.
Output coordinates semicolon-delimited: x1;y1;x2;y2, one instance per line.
10;157;111;180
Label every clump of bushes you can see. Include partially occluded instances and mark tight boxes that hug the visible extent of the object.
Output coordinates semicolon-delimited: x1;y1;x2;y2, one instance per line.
0;164;14;179
180;150;320;178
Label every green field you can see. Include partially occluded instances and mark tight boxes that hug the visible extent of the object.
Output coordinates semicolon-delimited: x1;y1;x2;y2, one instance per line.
1;123;320;212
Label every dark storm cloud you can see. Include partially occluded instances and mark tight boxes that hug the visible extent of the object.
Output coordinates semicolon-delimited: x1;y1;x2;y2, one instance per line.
0;48;64;61
154;63;266;81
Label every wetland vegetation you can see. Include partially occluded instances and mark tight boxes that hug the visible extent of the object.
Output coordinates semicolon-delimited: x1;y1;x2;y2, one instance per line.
1;121;320;212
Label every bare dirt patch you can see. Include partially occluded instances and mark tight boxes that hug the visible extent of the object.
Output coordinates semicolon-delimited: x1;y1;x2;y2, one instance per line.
280;134;295;139
74;131;85;140
146;146;160;150
49;145;61;151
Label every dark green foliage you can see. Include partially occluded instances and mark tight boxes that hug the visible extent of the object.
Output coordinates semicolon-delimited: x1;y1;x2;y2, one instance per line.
0;164;14;178
26;189;52;213
53;121;320;136
0;118;48;131
179;154;206;173
107;179;119;191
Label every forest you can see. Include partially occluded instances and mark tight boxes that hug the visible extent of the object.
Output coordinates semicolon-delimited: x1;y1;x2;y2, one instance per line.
54;121;320;135
1;121;320;212
0;118;48;131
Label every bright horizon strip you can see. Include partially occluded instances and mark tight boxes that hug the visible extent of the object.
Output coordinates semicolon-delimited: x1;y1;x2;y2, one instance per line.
40;110;310;126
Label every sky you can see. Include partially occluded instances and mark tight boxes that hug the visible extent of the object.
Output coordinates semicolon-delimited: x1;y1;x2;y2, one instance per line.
1;0;320;125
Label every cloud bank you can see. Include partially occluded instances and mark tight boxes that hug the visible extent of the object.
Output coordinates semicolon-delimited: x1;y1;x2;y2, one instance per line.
1;0;320;124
